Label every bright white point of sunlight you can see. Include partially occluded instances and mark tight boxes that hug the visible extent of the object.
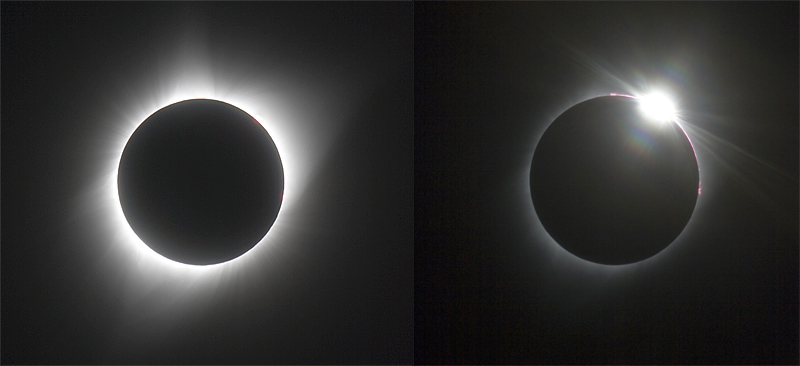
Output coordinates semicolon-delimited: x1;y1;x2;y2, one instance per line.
638;92;677;122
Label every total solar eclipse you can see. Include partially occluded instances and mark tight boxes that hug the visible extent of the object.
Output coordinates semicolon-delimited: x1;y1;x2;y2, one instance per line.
118;99;284;265
530;95;699;265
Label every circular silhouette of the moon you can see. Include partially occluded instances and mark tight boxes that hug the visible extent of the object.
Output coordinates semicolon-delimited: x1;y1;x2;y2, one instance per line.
118;99;283;265
530;95;698;265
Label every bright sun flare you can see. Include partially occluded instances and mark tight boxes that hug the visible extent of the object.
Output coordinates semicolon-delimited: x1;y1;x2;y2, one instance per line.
638;92;677;122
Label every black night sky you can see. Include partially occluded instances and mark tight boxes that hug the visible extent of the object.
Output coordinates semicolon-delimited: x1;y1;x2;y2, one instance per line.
2;1;798;365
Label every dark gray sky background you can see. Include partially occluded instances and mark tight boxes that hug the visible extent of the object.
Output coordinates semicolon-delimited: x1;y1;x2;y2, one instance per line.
2;1;798;365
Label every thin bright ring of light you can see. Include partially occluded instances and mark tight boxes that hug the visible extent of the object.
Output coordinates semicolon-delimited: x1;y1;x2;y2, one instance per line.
525;89;703;278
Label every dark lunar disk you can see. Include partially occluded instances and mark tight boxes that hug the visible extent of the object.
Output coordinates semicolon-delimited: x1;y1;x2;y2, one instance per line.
118;99;284;265
530;95;698;265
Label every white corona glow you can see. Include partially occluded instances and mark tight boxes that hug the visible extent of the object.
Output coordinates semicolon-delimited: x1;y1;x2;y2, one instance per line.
79;34;351;317
61;16;389;344
637;92;677;122
111;97;286;270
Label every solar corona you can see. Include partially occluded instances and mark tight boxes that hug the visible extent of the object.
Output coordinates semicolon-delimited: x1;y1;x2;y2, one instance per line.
117;99;284;266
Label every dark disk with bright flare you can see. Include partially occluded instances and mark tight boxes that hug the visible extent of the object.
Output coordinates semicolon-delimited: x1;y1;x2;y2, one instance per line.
118;99;284;265
530;95;698;265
